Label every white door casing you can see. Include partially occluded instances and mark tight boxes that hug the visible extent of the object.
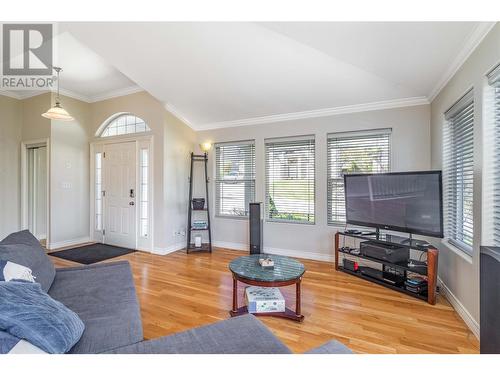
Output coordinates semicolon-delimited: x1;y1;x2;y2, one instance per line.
103;142;137;249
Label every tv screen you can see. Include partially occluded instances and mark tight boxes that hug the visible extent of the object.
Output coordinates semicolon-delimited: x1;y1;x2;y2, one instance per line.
344;171;443;238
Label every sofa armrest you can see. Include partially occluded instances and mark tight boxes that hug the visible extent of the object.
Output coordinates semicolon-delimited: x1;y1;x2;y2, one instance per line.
305;340;353;354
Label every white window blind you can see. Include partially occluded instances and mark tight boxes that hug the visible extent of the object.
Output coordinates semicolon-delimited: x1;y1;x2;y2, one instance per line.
265;136;315;224
488;64;500;245
215;141;255;217
443;89;474;253
327;129;391;224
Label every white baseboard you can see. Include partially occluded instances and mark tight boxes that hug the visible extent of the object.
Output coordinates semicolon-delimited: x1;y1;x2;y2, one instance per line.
48;236;91;250
213;241;248;251
213;241;334;262
438;277;480;339
264;246;334;262
152;242;185;255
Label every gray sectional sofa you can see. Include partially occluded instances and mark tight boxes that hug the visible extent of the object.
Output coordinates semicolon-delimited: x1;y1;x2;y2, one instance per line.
0;230;351;354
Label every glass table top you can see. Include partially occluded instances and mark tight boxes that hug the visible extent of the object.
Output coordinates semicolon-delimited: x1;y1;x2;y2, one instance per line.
229;254;305;282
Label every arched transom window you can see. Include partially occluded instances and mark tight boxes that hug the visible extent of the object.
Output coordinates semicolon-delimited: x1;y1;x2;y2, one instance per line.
100;114;151;137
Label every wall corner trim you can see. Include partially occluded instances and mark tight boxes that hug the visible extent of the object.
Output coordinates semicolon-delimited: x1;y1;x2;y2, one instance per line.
438;277;480;339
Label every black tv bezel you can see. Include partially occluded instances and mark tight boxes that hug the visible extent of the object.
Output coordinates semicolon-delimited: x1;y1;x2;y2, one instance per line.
343;170;444;238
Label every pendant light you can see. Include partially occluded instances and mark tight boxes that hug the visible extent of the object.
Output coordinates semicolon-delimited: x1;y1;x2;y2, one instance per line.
42;67;74;121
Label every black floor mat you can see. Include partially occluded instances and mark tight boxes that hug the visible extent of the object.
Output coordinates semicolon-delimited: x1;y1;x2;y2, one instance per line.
49;243;137;264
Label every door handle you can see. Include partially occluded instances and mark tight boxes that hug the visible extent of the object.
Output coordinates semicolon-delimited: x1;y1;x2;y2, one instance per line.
129;202;135;206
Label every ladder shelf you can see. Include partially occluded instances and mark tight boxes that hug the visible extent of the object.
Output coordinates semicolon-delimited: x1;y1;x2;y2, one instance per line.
186;152;213;253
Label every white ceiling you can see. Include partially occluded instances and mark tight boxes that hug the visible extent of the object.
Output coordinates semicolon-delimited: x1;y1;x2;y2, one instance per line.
52;31;140;101
2;27;140;102
3;22;496;129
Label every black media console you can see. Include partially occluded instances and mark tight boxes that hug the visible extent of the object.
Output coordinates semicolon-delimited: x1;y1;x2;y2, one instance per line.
334;231;439;305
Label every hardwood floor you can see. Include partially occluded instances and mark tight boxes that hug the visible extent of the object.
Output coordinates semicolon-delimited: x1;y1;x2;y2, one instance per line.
50;247;479;354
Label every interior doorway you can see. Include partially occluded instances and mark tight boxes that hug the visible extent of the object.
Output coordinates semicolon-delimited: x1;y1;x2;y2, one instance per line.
21;139;49;245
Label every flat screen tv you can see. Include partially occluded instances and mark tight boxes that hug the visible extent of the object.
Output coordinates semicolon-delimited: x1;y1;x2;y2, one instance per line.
344;171;443;238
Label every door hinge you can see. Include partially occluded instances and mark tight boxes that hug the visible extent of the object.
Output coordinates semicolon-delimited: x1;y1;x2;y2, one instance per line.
102;190;106;197
103;229;105;236
103;152;106;158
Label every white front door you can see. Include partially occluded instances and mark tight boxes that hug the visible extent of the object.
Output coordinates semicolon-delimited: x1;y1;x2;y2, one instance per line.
103;142;136;249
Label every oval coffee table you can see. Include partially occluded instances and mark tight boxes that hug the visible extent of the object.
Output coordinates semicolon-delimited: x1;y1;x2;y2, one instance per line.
229;254;305;322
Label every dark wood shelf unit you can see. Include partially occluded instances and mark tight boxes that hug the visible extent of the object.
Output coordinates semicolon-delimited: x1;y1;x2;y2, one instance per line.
186;152;212;254
335;231;438;305
338;266;428;302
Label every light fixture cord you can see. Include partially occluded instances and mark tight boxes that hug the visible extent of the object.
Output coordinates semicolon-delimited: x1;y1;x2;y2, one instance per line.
54;67;61;103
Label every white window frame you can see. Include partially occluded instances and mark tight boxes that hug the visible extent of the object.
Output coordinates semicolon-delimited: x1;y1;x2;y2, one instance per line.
265;135;316;225
97;113;151;138
443;89;474;255
327;128;392;225
214;140;256;219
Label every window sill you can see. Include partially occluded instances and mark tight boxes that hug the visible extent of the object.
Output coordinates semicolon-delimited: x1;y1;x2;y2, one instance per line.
440;239;473;264
214;215;249;221
266;219;315;226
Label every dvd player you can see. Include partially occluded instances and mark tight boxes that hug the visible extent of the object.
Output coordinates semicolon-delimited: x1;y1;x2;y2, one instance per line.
359;267;405;286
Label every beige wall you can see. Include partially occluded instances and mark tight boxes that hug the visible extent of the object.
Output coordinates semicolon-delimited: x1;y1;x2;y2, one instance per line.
1;90;195;251
89;91;195;251
21;93;51;141
430;23;500;327
163;110;196;249
0;95;22;239
49;94;91;246
197;104;431;260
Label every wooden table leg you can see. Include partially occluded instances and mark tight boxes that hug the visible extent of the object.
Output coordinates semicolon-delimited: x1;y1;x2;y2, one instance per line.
296;278;301;317
231;276;238;313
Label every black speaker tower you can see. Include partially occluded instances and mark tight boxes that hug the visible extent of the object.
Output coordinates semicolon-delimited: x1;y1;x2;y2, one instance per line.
480;246;500;353
249;202;263;254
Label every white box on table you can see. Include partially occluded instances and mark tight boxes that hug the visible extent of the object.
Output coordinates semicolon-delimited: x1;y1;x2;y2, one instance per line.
245;286;286;313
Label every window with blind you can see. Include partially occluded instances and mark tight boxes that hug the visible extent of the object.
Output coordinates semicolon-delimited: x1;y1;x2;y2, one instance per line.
265;136;315;224
327;129;391;224
215;141;255;217
488;64;500;246
443;90;474;254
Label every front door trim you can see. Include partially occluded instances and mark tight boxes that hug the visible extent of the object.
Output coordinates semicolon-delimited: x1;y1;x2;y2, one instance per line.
90;135;153;252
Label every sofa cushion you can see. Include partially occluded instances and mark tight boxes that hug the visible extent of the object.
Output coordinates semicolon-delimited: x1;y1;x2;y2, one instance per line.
48;261;143;354
0;231;55;292
105;314;292;354
0;281;85;353
305;340;353;354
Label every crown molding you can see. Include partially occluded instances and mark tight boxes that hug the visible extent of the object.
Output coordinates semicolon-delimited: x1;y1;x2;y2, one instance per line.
428;22;496;102
164;103;194;128
88;85;144;103
0;90;22;100
194;96;429;131
1;85;144;103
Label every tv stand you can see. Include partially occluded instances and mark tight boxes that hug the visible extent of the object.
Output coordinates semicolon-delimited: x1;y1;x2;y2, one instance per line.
334;231;439;305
